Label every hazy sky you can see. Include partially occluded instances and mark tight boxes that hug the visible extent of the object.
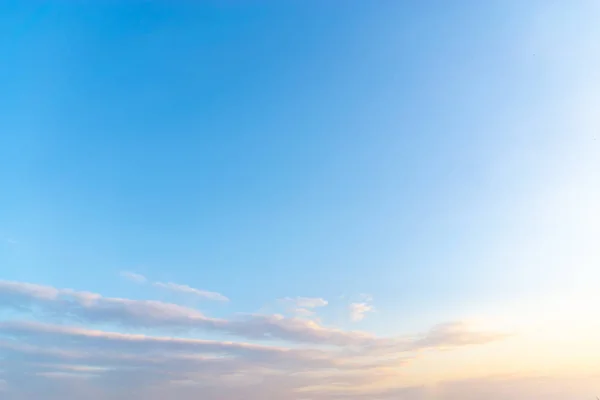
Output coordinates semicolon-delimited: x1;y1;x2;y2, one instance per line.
1;1;599;399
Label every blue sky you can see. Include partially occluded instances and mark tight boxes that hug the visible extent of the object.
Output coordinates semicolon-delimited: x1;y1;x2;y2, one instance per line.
1;1;600;399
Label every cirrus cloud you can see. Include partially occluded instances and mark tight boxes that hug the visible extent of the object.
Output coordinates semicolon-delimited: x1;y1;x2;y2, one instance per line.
119;272;147;284
153;282;229;302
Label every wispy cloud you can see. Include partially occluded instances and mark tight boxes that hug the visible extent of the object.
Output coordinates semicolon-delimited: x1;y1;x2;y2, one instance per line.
0;280;508;351
153;282;229;302
283;297;328;309
0;320;309;363
0;280;368;346
35;371;97;380
119;271;147;284
118;272;228;302
278;297;328;318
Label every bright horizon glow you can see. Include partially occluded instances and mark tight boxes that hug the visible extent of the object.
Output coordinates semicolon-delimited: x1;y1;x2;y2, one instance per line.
1;1;599;399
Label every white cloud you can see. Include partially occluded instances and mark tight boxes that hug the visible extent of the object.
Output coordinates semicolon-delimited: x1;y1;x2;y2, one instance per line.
293;308;316;317
349;302;373;322
0;321;374;398
0;280;60;300
278;297;329;318
153;282;229;302
277;297;328;318
0;320;306;362
410;321;512;349
119;271;147;284
282;297;328;309
0;280;370;346
0;280;508;351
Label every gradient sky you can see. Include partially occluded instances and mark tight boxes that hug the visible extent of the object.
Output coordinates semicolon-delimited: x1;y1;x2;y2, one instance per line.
1;1;600;399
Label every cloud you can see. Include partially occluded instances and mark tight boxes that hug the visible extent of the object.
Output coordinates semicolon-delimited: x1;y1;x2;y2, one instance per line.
0;280;508;353
36;371;97;380
292;308;316;317
0;320;410;399
348;294;374;322
0;319;511;400
0;282;511;400
0;320;329;367
0;280;60;301
277;297;328;318
334;374;600;400
359;322;512;357
119;272;146;284
153;282;229;302
118;273;229;302
0;279;216;327
409;321;512;349
281;297;328;309
2;360;597;400
349;302;373;322
0;280;372;346
223;314;377;346
0;318;566;400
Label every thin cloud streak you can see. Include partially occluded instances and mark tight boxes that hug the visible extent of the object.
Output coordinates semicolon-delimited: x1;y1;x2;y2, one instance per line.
119;272;147;284
153;282;229;302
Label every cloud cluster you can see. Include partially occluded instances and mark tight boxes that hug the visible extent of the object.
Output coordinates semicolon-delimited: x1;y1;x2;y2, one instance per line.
0;280;511;399
0;280;376;346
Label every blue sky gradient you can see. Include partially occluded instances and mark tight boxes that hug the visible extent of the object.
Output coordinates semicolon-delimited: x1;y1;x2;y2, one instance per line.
1;1;600;398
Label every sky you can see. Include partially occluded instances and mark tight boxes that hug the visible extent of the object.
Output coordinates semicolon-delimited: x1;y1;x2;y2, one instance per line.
1;1;599;399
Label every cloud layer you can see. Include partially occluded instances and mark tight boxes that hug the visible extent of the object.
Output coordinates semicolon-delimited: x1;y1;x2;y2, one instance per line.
0;279;512;399
0;280;510;350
